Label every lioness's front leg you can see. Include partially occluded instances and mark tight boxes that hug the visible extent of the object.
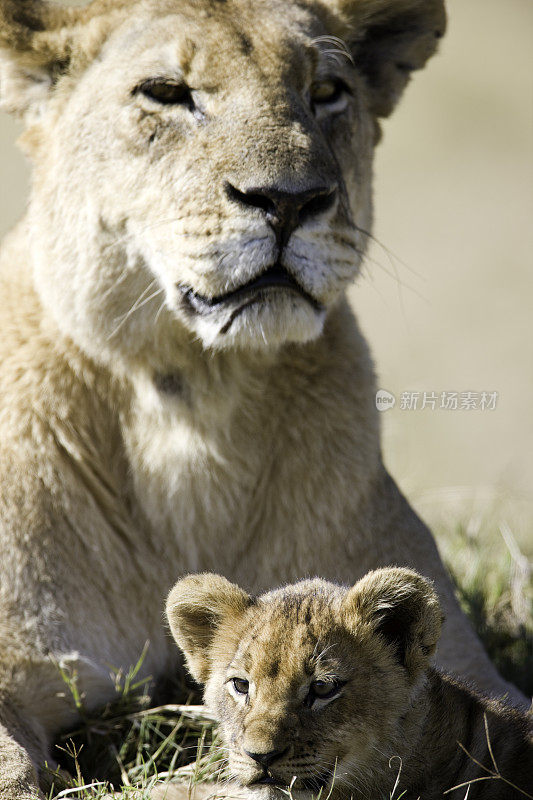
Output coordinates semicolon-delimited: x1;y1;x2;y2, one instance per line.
0;421;176;796
0;713;43;800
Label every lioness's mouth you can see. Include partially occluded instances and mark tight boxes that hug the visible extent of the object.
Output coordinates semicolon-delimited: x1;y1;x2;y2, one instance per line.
179;264;324;321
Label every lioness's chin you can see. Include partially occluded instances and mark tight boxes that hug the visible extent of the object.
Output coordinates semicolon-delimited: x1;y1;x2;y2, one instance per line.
183;294;327;351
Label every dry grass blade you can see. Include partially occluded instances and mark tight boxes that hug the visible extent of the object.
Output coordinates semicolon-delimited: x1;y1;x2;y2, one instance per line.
130;706;218;723
444;714;533;799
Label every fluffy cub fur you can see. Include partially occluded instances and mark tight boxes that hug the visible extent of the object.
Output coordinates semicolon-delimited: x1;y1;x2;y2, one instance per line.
167;569;533;799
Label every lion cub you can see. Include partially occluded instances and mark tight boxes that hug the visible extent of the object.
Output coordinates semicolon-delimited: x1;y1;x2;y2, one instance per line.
166;569;532;800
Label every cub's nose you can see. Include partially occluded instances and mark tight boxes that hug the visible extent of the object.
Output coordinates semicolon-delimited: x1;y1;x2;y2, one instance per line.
243;747;288;768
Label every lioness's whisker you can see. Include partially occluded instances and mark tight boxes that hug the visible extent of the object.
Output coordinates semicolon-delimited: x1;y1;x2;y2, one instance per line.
107;282;164;339
101;217;215;253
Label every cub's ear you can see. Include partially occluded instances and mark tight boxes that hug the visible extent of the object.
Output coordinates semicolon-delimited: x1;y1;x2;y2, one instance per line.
325;0;446;117
0;0;103;121
342;567;443;679
166;573;253;684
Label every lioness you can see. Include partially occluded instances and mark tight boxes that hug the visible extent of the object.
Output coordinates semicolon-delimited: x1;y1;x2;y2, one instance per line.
0;0;524;797
166;569;533;800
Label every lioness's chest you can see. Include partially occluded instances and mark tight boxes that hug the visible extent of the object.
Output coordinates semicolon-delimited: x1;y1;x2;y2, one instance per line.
122;370;376;590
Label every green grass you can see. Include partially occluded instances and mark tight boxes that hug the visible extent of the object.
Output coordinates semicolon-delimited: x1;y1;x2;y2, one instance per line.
42;510;532;799
434;510;533;698
42;651;223;798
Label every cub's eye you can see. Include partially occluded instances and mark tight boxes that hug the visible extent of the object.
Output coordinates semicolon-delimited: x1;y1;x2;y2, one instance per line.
232;677;249;695
137;79;194;107
310;78;349;107
310;679;341;700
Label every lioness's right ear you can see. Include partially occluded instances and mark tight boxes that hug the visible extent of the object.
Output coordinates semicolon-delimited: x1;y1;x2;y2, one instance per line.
166;574;252;684
0;0;106;121
1;1;70;119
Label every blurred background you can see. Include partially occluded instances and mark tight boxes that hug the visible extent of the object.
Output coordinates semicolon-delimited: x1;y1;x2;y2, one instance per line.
349;0;533;560
0;0;531;556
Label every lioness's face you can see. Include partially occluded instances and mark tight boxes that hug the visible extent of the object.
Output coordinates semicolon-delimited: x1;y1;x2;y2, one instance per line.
29;0;374;356
4;0;443;361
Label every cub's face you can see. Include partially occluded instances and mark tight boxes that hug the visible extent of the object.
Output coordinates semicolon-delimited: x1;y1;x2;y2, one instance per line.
166;571;442;800
1;0;445;363
204;588;408;798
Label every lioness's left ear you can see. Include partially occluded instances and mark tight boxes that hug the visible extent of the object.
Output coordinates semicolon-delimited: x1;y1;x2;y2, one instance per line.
342;567;443;679
166;573;253;684
324;0;446;117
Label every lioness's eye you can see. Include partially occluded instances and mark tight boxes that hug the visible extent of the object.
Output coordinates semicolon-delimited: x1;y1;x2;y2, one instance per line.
136;79;194;107
310;678;340;699
232;677;249;695
310;78;349;107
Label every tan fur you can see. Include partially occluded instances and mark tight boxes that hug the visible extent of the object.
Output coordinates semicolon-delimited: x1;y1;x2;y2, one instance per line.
0;0;523;797
167;569;533;800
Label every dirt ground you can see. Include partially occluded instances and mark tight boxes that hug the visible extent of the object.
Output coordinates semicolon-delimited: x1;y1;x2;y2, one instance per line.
1;0;532;549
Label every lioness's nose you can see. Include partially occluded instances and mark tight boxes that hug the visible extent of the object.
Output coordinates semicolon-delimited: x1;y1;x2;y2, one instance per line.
225;182;337;248
243;747;288;768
